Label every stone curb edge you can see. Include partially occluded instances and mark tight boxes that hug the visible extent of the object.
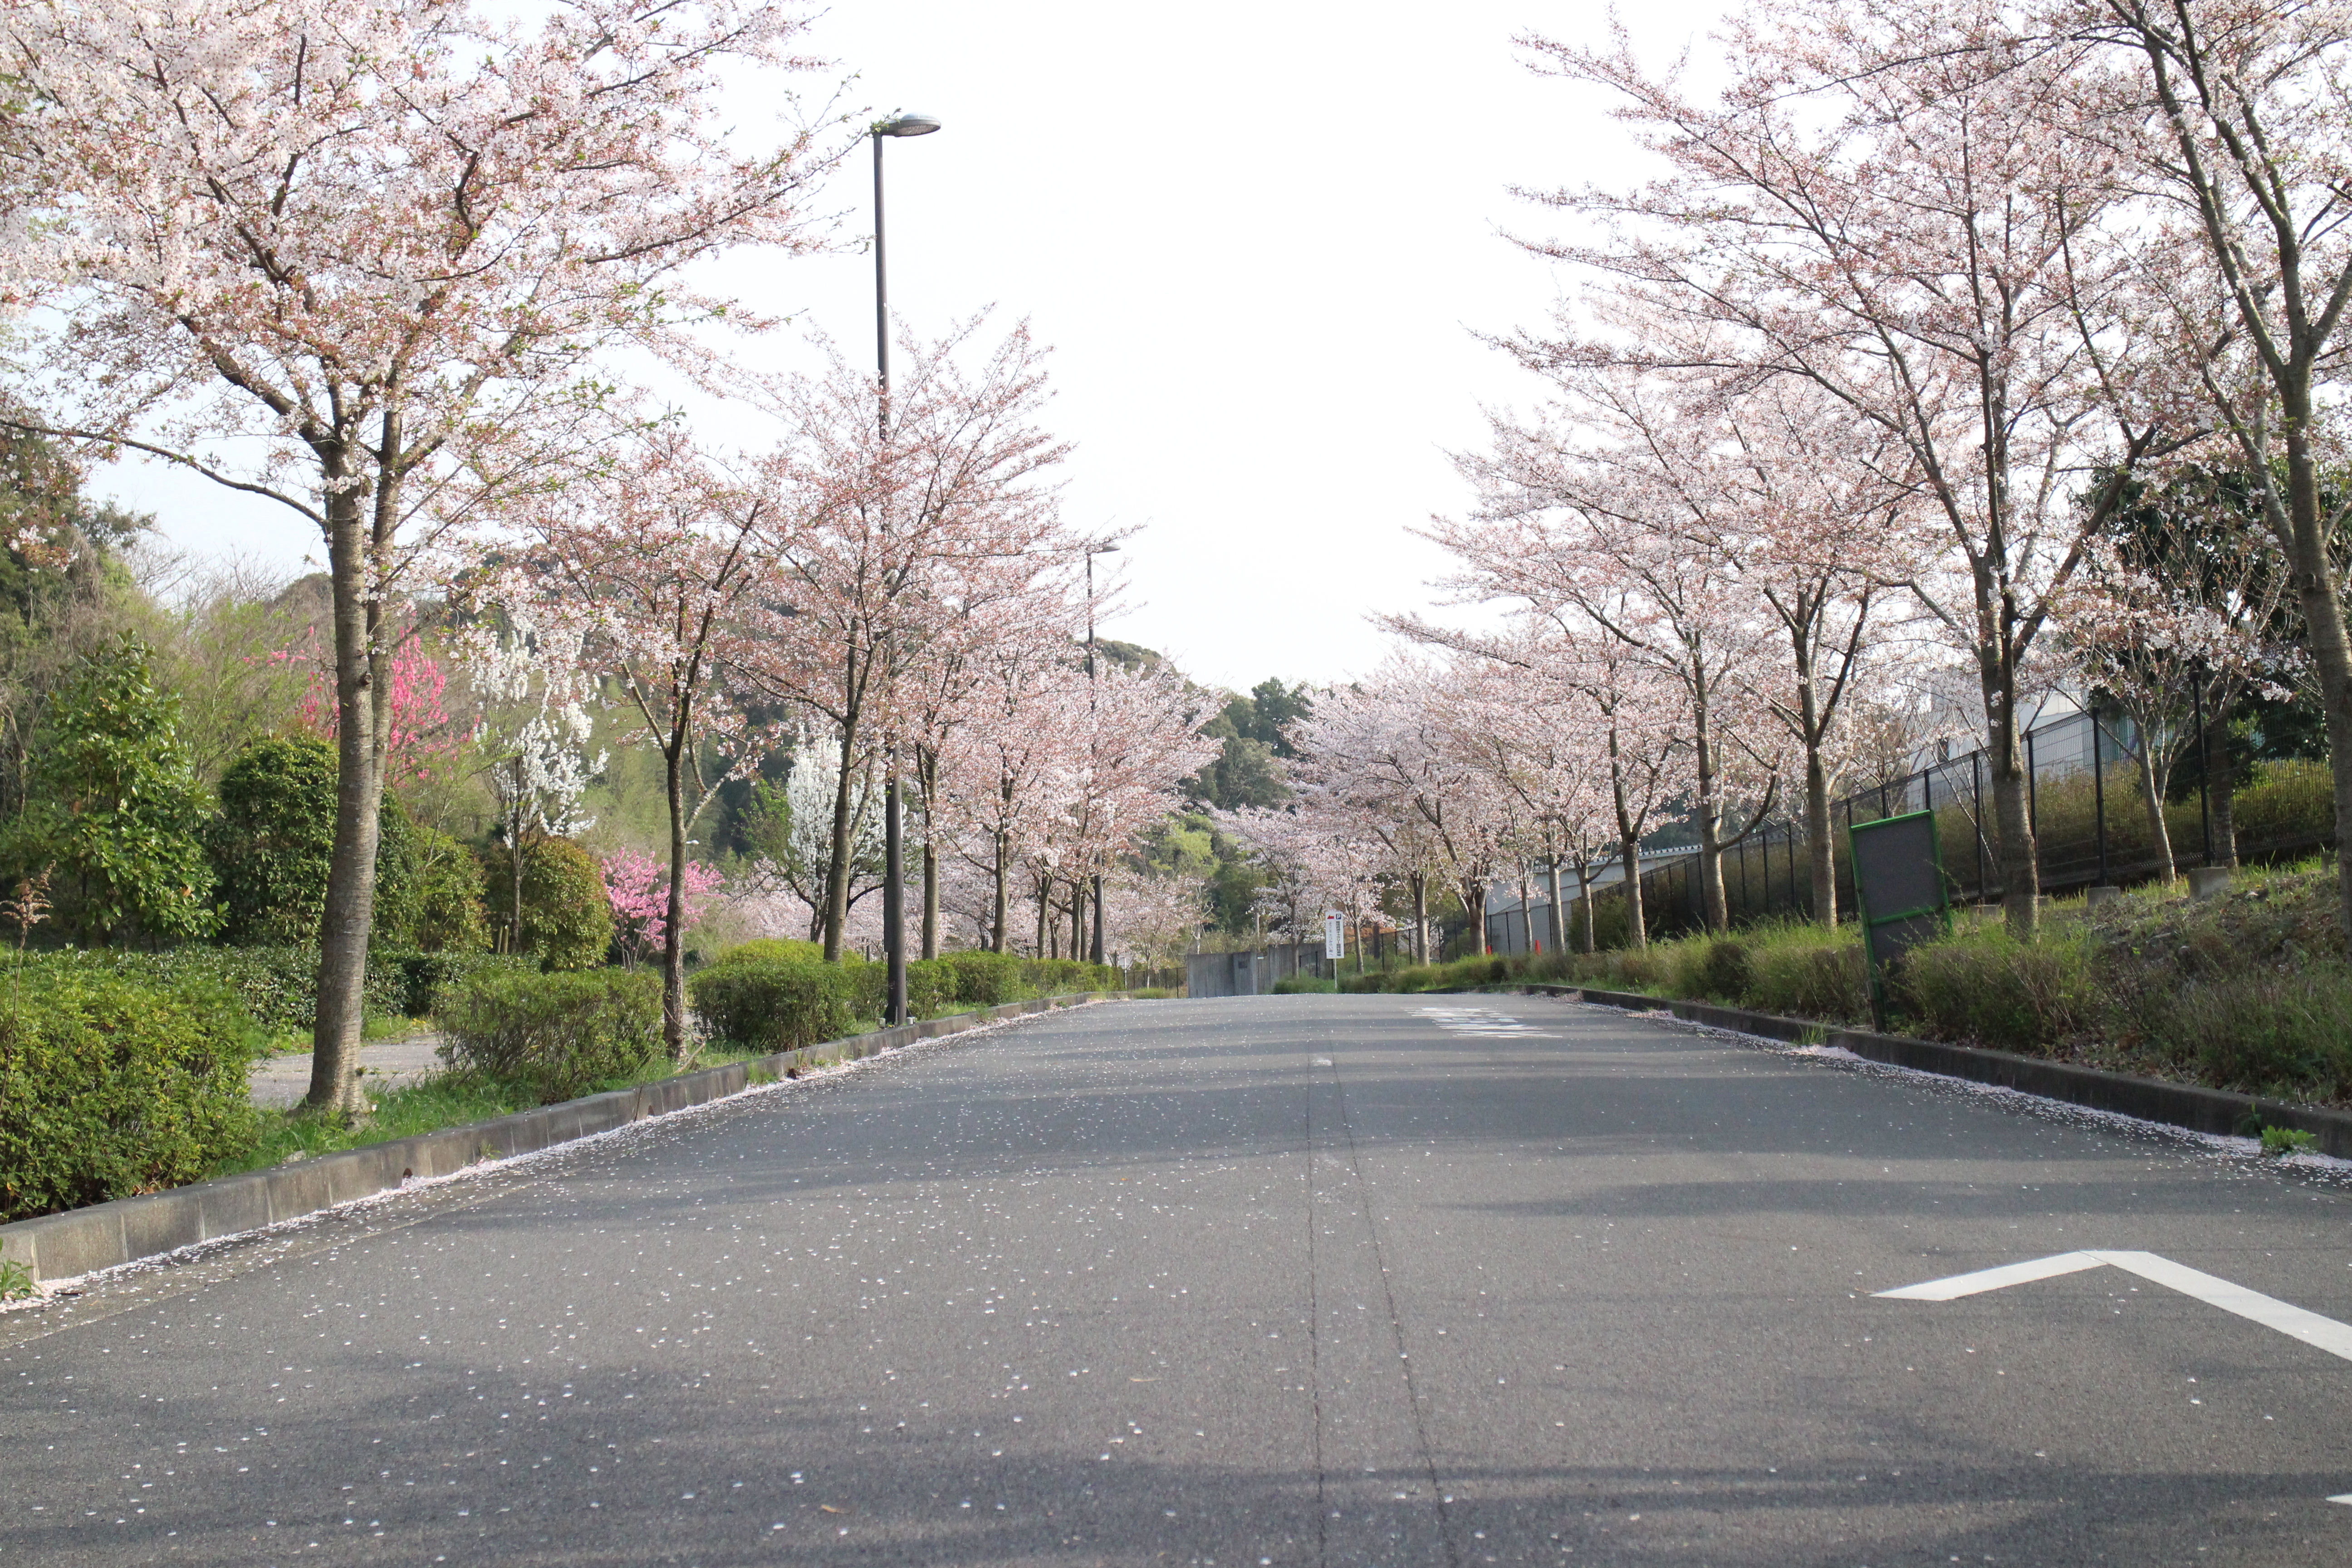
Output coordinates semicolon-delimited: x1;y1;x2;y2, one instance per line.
1503;983;2352;1159
0;990;1133;1285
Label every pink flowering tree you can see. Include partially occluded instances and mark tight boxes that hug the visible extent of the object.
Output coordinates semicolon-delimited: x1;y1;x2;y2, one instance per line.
0;0;839;1111
603;849;725;968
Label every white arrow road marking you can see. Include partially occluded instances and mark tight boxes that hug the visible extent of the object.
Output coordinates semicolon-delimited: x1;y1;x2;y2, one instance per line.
1877;1251;2109;1300
1879;1250;2352;1363
1414;1007;1555;1038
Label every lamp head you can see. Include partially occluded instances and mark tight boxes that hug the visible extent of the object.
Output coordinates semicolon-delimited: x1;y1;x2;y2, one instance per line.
877;113;943;137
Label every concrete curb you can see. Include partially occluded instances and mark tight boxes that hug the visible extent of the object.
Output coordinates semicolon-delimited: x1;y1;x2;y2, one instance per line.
1507;982;2352;1158
0;990;1129;1285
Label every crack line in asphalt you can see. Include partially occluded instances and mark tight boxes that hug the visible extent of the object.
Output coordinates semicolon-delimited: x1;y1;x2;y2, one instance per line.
1318;1029;1461;1568
1304;1044;1329;1567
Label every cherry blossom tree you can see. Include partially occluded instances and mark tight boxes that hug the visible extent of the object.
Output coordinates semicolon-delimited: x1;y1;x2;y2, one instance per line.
1524;1;2192;934
1430;369;1783;933
498;429;774;1058
745;321;1074;960
936;646;1091;953
2063;0;2352;931
0;0;838;1110
1291;659;1515;959
2060;474;2297;878
453;600;604;955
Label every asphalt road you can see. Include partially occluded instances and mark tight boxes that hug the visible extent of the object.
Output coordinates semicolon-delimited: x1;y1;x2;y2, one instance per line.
5;993;2352;1568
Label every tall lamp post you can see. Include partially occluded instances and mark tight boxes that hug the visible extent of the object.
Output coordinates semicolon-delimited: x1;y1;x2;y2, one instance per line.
1085;542;1118;967
874;111;940;1027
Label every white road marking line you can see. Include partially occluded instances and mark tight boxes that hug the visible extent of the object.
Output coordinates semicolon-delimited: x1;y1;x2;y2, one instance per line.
1876;1252;2107;1300
1413;1007;1556;1039
1879;1250;2352;1363
2090;1251;2352;1363
2329;1495;2352;1505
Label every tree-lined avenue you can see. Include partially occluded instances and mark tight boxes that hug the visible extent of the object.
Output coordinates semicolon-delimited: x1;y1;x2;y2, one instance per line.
5;995;2350;1565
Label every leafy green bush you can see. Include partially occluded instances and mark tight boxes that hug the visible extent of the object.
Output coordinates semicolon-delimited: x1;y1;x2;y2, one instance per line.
210;735;486;952
1019;958;1117;995
389;951;532;1019
2228;759;2334;853
0;967;260;1221
480;837;614;972
1273;974;1336;994
437;967;662;1103
380;824;490;954
210;735;338;944
688;959;869;1052
1897;925;2098;1053
903;958;957;1017
7;632;220;944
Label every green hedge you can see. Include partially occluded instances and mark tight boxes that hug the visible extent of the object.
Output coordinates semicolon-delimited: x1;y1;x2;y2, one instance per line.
0;968;261;1222
21;946;406;1037
689;959;867;1053
689;952;1119;1053
437;968;663;1103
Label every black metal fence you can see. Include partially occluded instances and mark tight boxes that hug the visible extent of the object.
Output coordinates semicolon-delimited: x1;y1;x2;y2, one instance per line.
1576;705;2331;945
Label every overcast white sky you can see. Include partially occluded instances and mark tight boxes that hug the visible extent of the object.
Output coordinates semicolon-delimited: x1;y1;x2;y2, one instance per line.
103;0;1732;695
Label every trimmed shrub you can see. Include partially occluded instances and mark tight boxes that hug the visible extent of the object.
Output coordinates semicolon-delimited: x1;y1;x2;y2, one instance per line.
1019;958;1117;995
689;959;868;1053
382;825;490;954
903;958;957;1017
23;945;407;1037
710;937;831;968
940;949;1024;1005
437;967;662;1103
0;968;260;1221
210;734;339;944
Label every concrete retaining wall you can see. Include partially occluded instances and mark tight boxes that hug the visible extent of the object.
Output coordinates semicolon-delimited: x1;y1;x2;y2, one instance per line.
1514;983;2352;1159
0;990;1124;1286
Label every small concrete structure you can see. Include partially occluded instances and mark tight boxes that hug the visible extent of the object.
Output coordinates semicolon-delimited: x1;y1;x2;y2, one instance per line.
2084;885;2122;907
2188;866;2233;901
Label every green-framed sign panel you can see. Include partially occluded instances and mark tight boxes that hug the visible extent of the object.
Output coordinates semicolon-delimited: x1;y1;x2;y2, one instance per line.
1847;808;1953;1028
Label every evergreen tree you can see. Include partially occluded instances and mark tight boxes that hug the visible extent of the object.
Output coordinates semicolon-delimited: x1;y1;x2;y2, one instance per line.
12;633;218;945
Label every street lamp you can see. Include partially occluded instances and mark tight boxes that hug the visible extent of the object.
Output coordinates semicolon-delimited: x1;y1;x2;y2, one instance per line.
1085;542;1118;967
874;111;941;1028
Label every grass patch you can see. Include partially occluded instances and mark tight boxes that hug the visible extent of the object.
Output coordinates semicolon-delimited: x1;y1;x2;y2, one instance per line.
216;1045;781;1178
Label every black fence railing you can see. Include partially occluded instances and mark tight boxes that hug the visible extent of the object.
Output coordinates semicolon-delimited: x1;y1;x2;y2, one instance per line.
1523;704;2332;949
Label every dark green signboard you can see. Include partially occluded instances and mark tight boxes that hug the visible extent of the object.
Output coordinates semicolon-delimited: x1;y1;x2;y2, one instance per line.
1847;808;1952;1029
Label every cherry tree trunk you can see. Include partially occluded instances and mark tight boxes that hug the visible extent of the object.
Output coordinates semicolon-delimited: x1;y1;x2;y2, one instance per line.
2279;416;2352;936
1690;699;1729;934
1544;858;1564;957
922;840;940;960
1617;828;1647;950
990;827;1011;952
821;717;859;962
2206;694;2238;867
1411;872;1427;963
1803;746;1837;926
308;480;386;1117
2135;742;2176;886
662;727;691;1060
1986;673;2039;936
